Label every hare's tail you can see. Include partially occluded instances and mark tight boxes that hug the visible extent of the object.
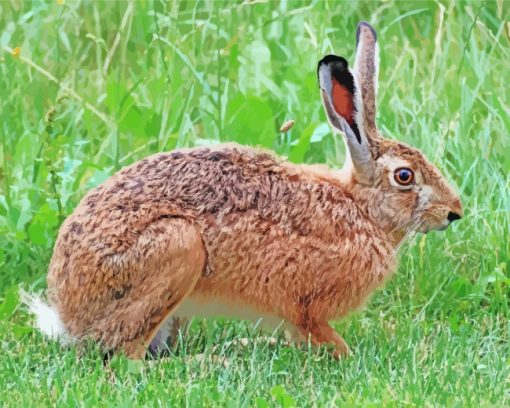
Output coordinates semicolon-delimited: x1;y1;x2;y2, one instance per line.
19;289;74;345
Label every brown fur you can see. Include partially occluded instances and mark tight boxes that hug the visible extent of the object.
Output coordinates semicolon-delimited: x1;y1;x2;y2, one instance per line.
355;21;378;137
43;22;462;359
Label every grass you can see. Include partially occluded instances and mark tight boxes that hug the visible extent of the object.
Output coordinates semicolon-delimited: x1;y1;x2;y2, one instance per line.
0;0;509;406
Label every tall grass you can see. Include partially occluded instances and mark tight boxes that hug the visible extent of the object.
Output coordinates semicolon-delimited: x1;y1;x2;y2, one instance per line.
0;1;508;406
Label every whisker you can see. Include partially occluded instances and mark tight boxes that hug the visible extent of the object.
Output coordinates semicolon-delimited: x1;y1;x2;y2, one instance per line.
375;219;424;278
390;208;445;236
389;214;423;235
420;209;444;222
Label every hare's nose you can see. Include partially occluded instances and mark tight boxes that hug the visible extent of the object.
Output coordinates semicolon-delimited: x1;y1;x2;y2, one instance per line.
447;212;462;222
449;198;463;220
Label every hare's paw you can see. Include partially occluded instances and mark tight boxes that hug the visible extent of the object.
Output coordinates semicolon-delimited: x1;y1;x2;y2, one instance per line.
148;316;189;358
296;319;351;359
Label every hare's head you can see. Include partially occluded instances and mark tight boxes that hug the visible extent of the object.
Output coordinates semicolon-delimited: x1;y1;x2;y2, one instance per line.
318;22;462;236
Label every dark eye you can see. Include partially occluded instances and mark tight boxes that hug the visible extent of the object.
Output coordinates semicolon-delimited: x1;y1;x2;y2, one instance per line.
394;168;414;186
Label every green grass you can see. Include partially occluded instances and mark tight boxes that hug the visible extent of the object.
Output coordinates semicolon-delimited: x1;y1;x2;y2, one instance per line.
1;0;509;406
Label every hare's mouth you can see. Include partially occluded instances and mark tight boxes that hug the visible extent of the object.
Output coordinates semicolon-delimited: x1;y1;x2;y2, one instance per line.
421;219;451;233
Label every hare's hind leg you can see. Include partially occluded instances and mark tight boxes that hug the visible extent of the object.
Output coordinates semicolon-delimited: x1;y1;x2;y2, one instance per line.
94;217;206;359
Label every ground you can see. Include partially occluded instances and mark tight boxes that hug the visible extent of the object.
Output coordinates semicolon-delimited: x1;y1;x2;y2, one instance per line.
0;1;509;406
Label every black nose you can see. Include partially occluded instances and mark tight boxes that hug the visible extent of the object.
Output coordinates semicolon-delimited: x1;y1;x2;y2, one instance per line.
447;212;462;222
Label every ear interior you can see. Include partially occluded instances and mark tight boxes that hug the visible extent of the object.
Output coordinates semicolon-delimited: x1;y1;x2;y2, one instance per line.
331;75;354;125
318;55;362;144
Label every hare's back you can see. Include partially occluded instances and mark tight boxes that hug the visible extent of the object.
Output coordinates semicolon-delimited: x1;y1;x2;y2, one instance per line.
51;144;368;276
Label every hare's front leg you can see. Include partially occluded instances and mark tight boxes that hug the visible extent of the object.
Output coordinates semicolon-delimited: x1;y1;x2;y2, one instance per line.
295;310;350;358
92;217;206;359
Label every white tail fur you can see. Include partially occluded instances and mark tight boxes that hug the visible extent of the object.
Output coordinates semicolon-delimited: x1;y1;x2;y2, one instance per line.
19;289;74;345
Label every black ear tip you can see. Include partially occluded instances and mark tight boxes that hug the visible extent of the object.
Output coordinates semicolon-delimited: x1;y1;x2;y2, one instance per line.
356;21;378;44
318;55;349;72
317;54;355;95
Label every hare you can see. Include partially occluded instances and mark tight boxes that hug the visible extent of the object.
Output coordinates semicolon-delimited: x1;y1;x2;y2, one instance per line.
25;22;462;359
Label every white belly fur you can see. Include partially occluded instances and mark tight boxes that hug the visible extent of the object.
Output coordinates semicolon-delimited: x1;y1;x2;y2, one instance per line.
172;296;288;332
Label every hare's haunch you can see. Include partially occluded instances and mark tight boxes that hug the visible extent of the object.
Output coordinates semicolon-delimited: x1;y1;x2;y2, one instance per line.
26;22;462;359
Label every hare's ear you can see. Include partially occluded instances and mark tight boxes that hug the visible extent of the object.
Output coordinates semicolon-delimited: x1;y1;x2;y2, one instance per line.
318;55;373;180
354;21;379;134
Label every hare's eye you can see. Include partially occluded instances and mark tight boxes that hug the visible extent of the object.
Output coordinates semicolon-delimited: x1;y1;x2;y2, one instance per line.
394;168;414;186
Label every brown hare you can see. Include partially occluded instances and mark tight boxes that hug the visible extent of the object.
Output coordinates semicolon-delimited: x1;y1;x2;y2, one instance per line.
24;22;462;359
